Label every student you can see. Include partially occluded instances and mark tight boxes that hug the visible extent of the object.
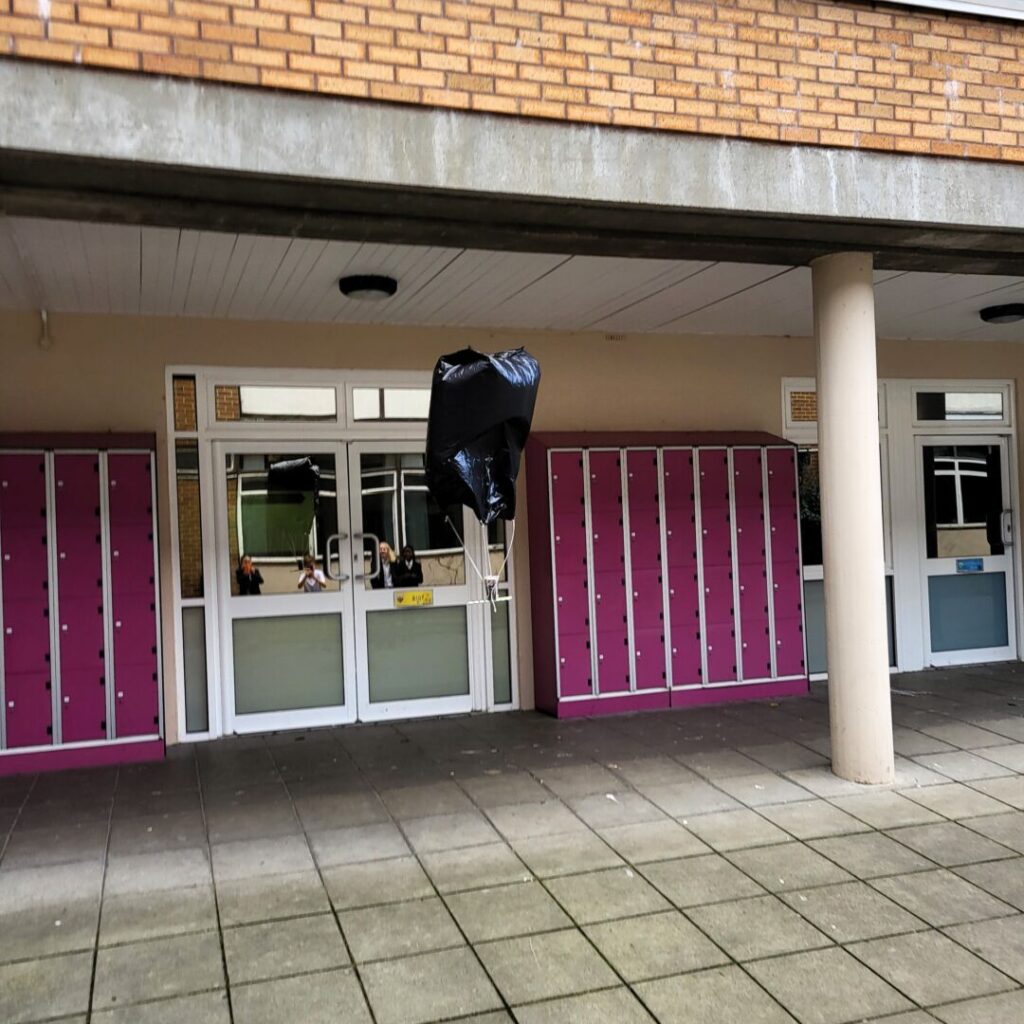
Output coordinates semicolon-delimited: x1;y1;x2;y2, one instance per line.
370;541;396;589
236;554;264;596
297;554;328;592
394;544;424;588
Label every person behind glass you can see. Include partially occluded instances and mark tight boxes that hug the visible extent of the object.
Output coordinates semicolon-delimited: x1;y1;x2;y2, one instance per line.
298;554;328;592
370;541;396;589
394;545;424;588
236;554;264;596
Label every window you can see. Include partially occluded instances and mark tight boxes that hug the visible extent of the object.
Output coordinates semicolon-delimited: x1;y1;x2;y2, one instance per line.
916;391;1005;423
352;387;431;421
215;385;337;423
797;448;822;567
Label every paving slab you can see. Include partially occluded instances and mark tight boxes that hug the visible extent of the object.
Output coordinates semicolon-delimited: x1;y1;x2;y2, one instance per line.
292;791;390;831
92;991;231;1024
510;830;624;878
848;930;1017;1006
912;752;1014;783
726;841;853;892
100;885;217;945
685;894;832;960
0;861;104;911
745;946;913;1024
445;880;570;941
756;799;868;840
545;865;670;924
323;855;434;908
458;773;551;807
308;823;410;867
584;909;729;981
537;764;628;799
830;792;944;829
956;859;1024;911
339;895;464;962
970;777;1024;810
682;808;792;852
641;780;742;817
872;869;1017;927
0;899;99;962
93;931;225;1009
808;832;935;879
929;990;1024;1024
360;947;502;1024
215;869;330;926
640;852;767;907
486;801;587;841
403;811;501;853
899;784;1014;820
781;880;924;942
945;914;1024;984
965;811;1024;854
596;819;710;863
713;772;815;807
0;951;93;1024
634;964;799;1024
379;781;477;819
884;822;1017;867
223;912;349;983
678;750;767;778
611;756;702;787
512;987;656;1023
103;849;211;897
210;835;314;882
976;744;1024;773
231;967;372;1024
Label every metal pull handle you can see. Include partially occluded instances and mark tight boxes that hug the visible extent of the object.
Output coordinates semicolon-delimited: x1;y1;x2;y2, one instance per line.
1001;510;1013;546
323;533;351;582
353;532;381;580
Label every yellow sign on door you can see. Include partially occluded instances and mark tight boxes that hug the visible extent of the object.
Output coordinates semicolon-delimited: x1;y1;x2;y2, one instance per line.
394;589;433;608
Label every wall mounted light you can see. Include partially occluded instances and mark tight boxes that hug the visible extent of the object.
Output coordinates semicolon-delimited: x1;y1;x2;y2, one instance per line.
979;303;1024;325
339;274;398;301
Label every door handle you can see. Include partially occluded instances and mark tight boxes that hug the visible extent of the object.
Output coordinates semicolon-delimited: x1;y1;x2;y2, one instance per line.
1001;510;1013;546
323;532;351;582
353;532;380;580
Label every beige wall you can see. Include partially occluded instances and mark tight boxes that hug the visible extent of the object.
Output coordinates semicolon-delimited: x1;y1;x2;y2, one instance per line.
3;310;1023;741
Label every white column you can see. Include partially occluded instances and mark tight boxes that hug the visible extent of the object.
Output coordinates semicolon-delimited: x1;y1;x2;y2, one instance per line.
813;252;895;785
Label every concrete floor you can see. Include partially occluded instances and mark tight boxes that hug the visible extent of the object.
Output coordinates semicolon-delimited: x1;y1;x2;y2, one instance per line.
3;667;1024;1024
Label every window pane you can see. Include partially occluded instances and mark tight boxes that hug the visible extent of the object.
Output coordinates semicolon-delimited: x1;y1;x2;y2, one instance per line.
225;452;341;595
359;453;464;589
233;614;344;713
215;385;337;422
175;440;204;599
798;449;822;567
929;573;1008;652
182;606;208;732
172;375;198;431
803;576;896;673
916;391;1004;422
923;444;1003;558
367;607;469;701
382;388;431;420
491;601;513;704
352;388;381;421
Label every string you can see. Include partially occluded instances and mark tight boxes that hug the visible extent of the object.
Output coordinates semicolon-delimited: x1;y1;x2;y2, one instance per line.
444;514;517;611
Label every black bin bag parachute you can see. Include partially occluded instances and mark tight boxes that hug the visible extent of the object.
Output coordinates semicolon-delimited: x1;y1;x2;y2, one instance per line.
425;348;541;526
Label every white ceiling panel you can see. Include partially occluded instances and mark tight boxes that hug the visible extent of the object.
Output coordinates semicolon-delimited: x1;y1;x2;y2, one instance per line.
2;216;1024;343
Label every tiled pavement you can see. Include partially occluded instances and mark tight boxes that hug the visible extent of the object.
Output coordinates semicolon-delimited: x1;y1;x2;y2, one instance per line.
4;666;1024;1023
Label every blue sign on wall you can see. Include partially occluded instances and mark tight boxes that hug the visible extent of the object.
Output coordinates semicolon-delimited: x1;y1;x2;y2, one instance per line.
956;558;984;574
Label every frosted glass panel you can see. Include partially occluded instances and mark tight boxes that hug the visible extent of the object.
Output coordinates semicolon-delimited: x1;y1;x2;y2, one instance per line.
491;602;512;705
367;607;469;702
929;573;1008;652
803;577;896;674
182;606;209;732
233;614;344;713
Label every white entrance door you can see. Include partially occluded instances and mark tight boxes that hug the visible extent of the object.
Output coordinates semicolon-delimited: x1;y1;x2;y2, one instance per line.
214;442;358;733
348;442;478;721
917;436;1017;666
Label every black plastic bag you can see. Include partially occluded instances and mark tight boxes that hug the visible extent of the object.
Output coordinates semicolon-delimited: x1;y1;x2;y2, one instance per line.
425;348;541;525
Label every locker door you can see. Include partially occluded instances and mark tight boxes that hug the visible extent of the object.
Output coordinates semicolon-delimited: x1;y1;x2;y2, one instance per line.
550;451;593;698
663;450;702;686
625;449;666;690
53;454;107;743
733;450;772;680
767;448;806;678
589;450;629;693
698;449;736;682
0;453;53;748
108;453;161;736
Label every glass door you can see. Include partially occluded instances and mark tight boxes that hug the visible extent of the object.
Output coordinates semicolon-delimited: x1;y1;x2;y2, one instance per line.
917;436;1017;665
348;442;477;721
214;442;357;732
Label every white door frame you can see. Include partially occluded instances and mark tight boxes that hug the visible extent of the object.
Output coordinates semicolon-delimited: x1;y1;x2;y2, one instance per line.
914;434;1018;667
212;439;358;734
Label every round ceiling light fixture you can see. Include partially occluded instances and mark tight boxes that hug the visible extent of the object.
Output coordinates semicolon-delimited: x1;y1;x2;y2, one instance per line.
979;303;1024;325
339;274;398;301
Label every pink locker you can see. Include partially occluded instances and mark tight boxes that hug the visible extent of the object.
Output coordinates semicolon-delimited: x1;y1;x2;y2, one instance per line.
733;450;772;680
767;448;805;678
589;451;629;693
698;449;736;682
663;450;702;686
53;454;107;743
108;454;161;736
626;450;666;690
550;452;593;698
0;454;53;747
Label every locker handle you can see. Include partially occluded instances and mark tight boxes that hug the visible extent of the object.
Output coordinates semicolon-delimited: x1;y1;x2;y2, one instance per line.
63;696;70;704
117;691;124;699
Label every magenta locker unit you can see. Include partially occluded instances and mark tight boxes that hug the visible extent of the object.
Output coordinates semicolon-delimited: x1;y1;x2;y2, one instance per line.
662;449;702;687
0;437;164;776
0;453;53;748
529;433;807;720
108;454;161;737
767;448;806;678
733;449;773;680
549;451;593;699
625;450;666;689
53;454;107;744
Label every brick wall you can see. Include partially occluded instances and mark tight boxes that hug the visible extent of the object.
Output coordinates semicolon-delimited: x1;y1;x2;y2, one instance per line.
3;0;1024;161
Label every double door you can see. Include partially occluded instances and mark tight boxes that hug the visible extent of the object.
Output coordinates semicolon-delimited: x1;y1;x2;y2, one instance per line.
214;440;509;732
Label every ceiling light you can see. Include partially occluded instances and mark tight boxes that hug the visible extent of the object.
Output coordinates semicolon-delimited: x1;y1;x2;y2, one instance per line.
339;274;398;301
979;303;1024;325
